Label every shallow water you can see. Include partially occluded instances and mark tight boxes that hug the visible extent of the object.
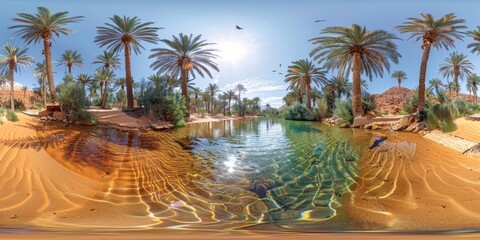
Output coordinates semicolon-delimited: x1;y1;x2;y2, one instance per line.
29;118;480;232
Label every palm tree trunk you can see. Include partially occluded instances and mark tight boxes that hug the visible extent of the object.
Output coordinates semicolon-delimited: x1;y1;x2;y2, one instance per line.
306;84;311;109
352;52;364;116
181;70;189;111
453;72;459;98
228;99;231;113
101;82;108;109
42;76;46;108
124;42;134;109
9;67;14;111
398;79;401;89
417;44;431;112
68;64;72;75
43;38;56;102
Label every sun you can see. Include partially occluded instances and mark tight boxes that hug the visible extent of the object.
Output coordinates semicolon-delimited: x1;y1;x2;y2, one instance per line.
217;40;249;63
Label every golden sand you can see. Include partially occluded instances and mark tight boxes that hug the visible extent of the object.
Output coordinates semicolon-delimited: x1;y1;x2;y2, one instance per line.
452;117;480;143
0;114;480;238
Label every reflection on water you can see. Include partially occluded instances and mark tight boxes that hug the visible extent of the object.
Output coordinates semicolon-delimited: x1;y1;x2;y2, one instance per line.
37;119;369;229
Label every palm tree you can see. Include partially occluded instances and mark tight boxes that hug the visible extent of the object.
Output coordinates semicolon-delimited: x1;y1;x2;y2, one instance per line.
206;83;220;114
11;7;83;102
58;50;83;75
149;33;219;110
88;79;100;102
468;74;480;103
225;90;236;113
284;87;303;105
439;52;474;97
191;87;202;112
93;50;121;72
284;58;327;109
310;24;400;116
93;70;115;108
76;73;91;93
391;70;407;89
235;84;247;102
114;77;126;108
428;78;444;97
0;43;33;111
252;97;261;115
95;15;160;109
397;13;467;112
33;61;47;107
147;74;166;89
326;76;352;99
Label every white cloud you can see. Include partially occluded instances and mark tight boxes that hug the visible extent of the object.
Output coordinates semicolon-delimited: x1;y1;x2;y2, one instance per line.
222;77;286;93
260;96;284;108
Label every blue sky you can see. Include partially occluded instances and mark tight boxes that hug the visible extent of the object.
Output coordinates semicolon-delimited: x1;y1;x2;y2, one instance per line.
1;0;480;107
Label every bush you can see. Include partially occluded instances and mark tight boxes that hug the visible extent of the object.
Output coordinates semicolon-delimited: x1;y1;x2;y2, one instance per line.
140;85;188;127
452;99;472;117
57;81;96;124
362;93;376;112
6;109;18;122
284;104;314;121
426;103;456;132
314;97;329;120
333;99;353;124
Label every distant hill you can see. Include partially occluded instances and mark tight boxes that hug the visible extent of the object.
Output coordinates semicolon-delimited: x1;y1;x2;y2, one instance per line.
372;87;413;113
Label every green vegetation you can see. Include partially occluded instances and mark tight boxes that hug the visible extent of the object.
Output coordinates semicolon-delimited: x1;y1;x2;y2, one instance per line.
57;80;96;124
140;84;188;127
333;99;353;124
284;104;314;121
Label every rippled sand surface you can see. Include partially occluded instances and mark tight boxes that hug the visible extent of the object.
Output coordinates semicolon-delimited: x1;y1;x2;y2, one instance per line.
1;114;480;236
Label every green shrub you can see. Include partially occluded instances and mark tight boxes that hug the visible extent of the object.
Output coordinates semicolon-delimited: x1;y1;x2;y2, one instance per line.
403;96;418;114
426;103;456;132
362;93;376;112
452;99;472;117
57;81;96;124
312;97;329;120
333;99;353;124
284;104;314;121
141;85;188;127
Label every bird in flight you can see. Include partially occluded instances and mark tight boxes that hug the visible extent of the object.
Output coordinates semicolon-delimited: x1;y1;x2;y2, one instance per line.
272;70;276;72
315;19;326;22
279;64;282;67
236;25;243;30
278;72;283;75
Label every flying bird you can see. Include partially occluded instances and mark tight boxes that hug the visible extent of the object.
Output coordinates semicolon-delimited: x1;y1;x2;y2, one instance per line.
272;70;276;72
236;25;243;30
278;72;283;75
279;64;282;67
315;19;326;22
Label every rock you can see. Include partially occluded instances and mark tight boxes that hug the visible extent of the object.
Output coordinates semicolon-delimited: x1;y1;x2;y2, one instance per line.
352;116;369;128
366;111;377;118
47;116;56;121
40;116;47;121
364;123;374;130
151;122;174;130
413;121;426;133
334;118;344;125
339;122;350;128
425;132;480;154
39;110;49;117
46;104;61;112
392;115;415;131
53;111;66;121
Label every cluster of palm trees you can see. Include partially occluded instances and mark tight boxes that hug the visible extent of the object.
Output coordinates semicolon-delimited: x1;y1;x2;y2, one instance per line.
283;13;480;118
2;6;222;113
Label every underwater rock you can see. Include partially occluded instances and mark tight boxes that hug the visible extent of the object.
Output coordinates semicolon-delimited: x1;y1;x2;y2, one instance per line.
249;179;272;199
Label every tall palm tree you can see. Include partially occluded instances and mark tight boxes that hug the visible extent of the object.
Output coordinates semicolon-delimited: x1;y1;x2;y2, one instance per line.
191;87;202;112
235;84;247;102
284;87;303;105
397;13;467;112
33;61;47;107
468;74;480;103
11;7;83;102
391;70;407;89
149;33;219;110
76;73;91;93
93;50;121;72
310;24;400;116
326;76;352;99
58;50;83;75
206;83;220;114
439;52;474;96
0;43;33;111
95;15;160;109
284;58;327;109
93;70;115;108
225;90;236;113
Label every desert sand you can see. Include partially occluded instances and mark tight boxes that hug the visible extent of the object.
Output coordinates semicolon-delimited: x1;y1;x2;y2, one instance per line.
0;113;479;239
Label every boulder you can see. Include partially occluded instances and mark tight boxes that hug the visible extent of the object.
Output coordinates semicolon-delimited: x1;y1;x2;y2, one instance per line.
412;121;426;133
392;115;415;131
46;104;61;112
53;111;66;121
352;116;369;128
39;110;49;117
365;111;377;118
339;122;350;128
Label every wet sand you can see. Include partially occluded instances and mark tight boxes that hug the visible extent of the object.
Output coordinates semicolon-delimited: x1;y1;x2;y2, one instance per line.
0;114;479;238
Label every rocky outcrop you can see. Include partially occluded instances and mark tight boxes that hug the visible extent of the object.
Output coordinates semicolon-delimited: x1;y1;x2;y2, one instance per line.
391;115;416;131
352;116;369;128
373;87;413;115
151;122;174;131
